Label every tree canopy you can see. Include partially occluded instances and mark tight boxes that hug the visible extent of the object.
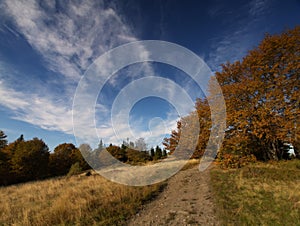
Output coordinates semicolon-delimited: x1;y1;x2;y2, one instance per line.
49;143;89;176
164;26;300;162
0;130;7;150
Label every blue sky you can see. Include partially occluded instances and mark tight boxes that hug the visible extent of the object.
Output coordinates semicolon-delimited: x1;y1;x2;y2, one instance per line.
0;0;299;151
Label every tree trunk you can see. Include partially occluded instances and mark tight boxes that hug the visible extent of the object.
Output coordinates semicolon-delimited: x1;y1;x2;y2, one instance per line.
269;141;279;161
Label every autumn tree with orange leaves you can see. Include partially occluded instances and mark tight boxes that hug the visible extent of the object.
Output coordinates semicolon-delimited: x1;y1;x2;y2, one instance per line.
164;26;299;161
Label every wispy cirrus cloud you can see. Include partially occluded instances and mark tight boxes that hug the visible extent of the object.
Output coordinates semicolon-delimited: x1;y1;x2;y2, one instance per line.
249;0;270;17
0;0;142;143
0;79;73;133
1;0;137;80
1;0;213;149
0;0;176;148
0;80;29;111
206;0;271;71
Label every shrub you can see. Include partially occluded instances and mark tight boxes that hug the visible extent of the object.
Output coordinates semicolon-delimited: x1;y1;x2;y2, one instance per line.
67;162;82;176
217;153;257;169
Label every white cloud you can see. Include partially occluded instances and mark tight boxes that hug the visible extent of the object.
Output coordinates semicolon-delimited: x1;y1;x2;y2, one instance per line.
2;0;137;81
0;1;200;149
0;0;155;146
0;80;73;133
0;80;29;110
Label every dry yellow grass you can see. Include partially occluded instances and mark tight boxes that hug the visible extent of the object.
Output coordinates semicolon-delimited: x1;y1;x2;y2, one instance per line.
0;172;164;225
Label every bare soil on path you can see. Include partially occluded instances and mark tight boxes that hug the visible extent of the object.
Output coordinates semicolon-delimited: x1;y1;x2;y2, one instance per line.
128;164;219;226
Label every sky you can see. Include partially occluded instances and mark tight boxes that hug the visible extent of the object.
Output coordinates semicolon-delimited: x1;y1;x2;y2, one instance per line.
0;0;299;151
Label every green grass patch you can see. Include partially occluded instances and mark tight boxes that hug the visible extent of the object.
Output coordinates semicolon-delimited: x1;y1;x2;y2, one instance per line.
210;159;300;225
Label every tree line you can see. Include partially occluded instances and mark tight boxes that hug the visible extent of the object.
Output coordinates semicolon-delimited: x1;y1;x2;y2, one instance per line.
0;132;167;186
106;142;167;164
163;26;300;166
81;138;167;166
0;132;90;186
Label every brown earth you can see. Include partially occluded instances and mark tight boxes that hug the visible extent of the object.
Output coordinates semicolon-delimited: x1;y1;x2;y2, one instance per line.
128;164;219;226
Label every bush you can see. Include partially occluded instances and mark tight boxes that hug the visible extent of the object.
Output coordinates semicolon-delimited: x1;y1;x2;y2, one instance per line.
67;162;82;176
217;153;257;169
126;149;151;164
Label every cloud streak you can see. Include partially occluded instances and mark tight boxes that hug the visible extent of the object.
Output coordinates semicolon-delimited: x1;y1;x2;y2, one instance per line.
206;0;271;71
2;0;137;80
0;79;73;133
0;1;213;149
0;0;172;148
0;0;142;143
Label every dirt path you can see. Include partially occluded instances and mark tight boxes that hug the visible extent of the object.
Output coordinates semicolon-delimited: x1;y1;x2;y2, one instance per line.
128;164;219;226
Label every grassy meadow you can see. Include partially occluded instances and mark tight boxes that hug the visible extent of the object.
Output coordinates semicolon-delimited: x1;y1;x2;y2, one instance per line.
0;172;165;226
211;159;300;225
0;159;197;226
1;158;300;225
